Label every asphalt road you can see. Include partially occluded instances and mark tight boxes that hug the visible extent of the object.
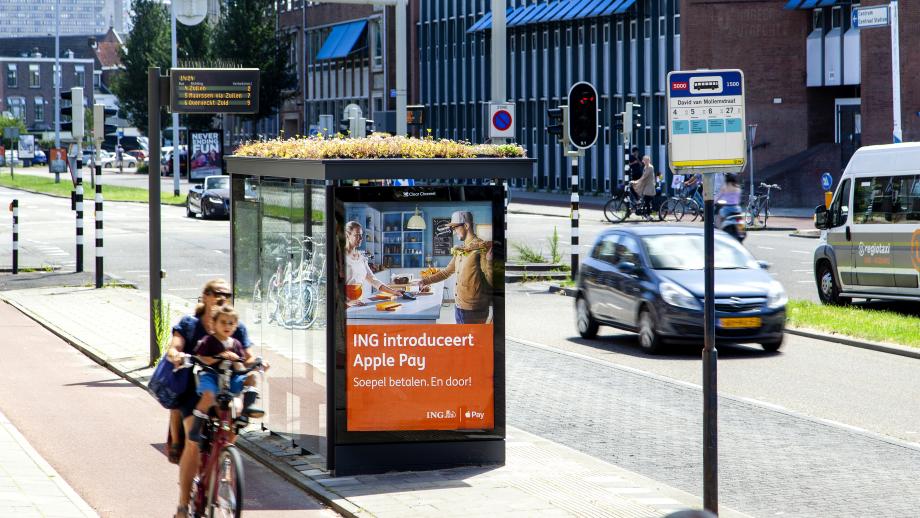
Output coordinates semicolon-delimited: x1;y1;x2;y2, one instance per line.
0;302;337;517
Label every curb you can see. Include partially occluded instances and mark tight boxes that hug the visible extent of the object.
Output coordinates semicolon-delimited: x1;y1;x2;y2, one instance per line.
233;435;365;518
784;327;920;360
544;284;920;360
0;295;360;518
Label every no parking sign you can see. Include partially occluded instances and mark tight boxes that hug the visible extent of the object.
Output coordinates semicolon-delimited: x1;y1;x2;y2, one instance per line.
488;103;515;139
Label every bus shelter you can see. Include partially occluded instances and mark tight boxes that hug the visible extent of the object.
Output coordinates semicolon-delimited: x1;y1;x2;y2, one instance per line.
226;155;533;475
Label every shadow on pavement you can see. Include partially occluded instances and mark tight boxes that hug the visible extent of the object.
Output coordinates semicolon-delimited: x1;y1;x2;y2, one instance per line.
853;300;920;318
64;377;136;388
566;333;781;361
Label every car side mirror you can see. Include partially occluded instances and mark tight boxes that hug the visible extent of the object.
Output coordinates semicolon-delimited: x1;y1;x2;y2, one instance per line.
619;261;639;275
814;205;827;229
757;260;771;270
191;184;202;191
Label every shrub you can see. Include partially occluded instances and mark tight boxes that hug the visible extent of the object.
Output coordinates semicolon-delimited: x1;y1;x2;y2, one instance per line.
234;134;527;160
513;242;546;264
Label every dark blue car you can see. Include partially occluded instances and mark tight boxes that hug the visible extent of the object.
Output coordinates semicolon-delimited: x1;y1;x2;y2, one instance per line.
576;226;787;354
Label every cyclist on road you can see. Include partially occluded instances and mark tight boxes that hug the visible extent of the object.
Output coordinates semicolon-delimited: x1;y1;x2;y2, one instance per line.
187;305;266;446
630;155;657;217
166;279;254;518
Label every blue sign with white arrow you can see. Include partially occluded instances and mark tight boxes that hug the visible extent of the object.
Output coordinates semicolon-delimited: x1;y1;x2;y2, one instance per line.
821;172;834;191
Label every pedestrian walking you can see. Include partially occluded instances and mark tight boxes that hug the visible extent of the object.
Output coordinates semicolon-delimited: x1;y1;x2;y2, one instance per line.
164;279;254;518
630;155;657;216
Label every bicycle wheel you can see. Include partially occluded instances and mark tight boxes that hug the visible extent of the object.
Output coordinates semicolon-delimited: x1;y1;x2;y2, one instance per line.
759;200;770;228
207;446;244;518
683;199;701;222
746;199;763;228
604;197;629;223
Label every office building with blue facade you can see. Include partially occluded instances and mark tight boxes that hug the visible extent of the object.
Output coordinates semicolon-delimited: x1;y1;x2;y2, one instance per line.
418;0;682;193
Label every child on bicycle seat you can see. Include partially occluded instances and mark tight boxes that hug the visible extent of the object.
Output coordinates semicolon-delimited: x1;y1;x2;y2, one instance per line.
188;305;264;444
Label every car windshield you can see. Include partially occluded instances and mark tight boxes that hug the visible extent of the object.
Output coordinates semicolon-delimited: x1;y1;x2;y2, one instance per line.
205;176;229;190
641;234;759;270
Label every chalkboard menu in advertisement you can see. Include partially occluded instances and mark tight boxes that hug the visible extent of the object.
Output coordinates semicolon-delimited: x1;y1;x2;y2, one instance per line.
432;217;452;256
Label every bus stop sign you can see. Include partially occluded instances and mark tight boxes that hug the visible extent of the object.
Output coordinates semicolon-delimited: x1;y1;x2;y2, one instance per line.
667;69;746;173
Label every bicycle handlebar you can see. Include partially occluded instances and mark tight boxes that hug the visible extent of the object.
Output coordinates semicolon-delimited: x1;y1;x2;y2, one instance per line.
176;354;264;377
758;182;782;190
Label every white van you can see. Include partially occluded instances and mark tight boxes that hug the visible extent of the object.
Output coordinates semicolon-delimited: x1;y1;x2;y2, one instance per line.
813;142;920;304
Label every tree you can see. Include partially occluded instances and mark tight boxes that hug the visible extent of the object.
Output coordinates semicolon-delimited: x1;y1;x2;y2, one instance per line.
112;0;170;135
215;0;295;137
178;19;217;133
0;115;27;137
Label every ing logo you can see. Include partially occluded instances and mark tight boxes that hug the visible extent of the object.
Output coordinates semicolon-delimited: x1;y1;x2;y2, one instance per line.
911;229;920;272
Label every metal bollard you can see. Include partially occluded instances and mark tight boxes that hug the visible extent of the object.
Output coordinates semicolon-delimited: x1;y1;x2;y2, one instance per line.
75;164;83;272
11;199;18;274
95;182;103;288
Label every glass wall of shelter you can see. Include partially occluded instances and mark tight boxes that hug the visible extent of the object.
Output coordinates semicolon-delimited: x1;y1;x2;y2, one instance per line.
231;175;328;466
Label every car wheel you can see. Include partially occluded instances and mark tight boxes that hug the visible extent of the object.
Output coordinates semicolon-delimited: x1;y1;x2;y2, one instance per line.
761;336;784;352
186;201;195;218
817;262;850;305
576;296;599;339
637;307;665;354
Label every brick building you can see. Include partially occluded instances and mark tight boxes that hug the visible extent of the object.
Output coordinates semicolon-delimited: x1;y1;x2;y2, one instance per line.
0;54;94;133
277;1;420;137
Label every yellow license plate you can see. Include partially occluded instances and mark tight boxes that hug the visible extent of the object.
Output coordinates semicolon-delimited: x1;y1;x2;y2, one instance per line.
718;317;762;329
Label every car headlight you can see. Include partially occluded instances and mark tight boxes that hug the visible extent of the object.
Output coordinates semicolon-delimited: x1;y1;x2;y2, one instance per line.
767;281;788;309
660;281;701;310
206;195;222;203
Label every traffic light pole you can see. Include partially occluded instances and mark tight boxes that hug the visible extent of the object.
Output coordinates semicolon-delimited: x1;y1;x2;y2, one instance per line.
570;153;580;277
148;67;165;366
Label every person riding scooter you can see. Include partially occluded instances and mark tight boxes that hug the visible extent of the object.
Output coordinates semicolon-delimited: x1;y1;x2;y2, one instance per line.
715;174;746;242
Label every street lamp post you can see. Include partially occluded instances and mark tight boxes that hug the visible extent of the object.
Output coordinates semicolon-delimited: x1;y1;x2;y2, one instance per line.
171;1;180;196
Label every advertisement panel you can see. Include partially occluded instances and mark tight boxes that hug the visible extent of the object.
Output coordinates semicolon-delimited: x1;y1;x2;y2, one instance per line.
0;145;5;166
49;148;67;174
341;189;497;432
18;135;35;160
189;131;223;181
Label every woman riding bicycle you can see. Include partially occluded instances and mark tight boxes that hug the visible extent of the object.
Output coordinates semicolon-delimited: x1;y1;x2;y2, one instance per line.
629;155;657;216
166;279;256;518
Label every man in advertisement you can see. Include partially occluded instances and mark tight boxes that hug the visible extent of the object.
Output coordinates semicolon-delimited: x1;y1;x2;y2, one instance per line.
420;211;493;324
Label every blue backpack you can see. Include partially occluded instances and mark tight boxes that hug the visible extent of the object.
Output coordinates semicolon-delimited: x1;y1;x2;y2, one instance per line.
147;354;191;409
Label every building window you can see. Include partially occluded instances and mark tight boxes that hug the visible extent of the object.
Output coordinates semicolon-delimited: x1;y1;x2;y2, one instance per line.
566;28;572;46
371;19;383;69
29;64;39;88
74;65;85;88
644;18;651;36
93;70;101;90
603;24;610;44
34;96;44;122
531;33;536;52
578;27;584;46
510;36;515;53
6;64;16;88
813;9;823;30
630;20;637;40
831;6;841;28
554;28;560;46
674;14;680;35
7;96;25;120
590;26;596;45
659;17;665;34
617;22;623;41
543;31;548;48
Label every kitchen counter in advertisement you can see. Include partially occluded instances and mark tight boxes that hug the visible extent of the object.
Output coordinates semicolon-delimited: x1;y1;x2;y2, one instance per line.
346;323;494;432
346;280;446;324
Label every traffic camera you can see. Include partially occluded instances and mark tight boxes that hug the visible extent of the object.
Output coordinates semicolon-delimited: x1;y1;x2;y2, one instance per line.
568;82;598;149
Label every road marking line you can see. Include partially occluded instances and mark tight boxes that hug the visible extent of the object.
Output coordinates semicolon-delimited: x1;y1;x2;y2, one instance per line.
797;280;813;284
757;246;774;250
195;273;226;277
793;270;812;273
791;250;810;254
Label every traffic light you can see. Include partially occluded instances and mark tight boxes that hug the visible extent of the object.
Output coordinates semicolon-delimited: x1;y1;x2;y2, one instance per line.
60;87;84;138
623;102;633;146
632;103;642;131
614;111;624;134
567;82;598;149
546;107;566;144
93;104;118;142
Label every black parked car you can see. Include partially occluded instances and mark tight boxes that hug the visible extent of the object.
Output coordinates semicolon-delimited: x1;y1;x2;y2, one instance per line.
575;226;787;354
187;175;230;219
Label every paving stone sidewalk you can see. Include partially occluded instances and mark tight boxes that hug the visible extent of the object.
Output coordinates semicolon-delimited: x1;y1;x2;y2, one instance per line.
0;409;98;518
0;285;745;518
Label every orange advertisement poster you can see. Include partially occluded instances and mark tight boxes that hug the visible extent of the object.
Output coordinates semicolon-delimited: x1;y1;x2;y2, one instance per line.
346;323;494;431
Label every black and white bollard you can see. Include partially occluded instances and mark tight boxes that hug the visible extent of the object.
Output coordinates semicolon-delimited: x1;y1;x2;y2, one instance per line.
95;182;103;288
75;164;83;272
570;156;579;278
11;199;18;275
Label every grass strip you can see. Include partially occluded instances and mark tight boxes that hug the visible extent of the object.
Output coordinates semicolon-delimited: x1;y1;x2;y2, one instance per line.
786;299;920;348
0;174;186;206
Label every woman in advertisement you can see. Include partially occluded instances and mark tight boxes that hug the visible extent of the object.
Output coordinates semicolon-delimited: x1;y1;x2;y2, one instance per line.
345;221;402;305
